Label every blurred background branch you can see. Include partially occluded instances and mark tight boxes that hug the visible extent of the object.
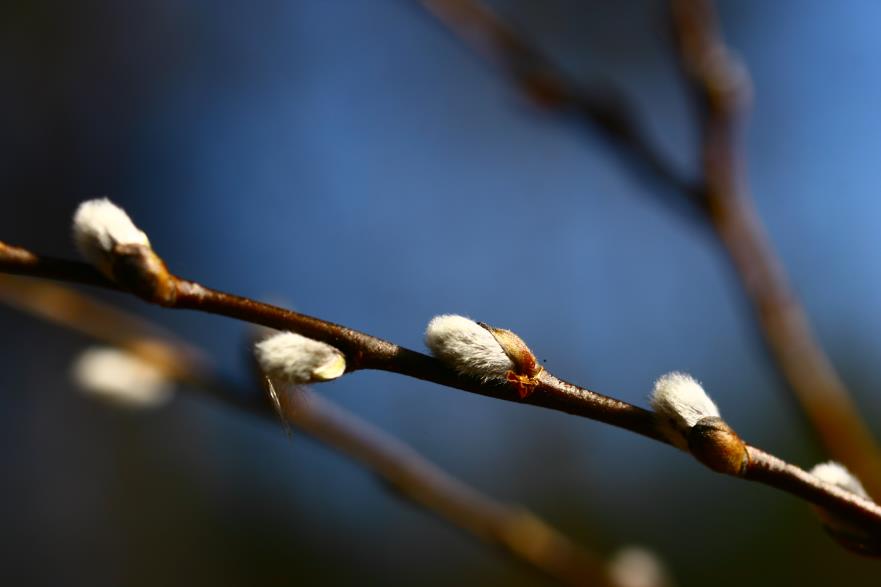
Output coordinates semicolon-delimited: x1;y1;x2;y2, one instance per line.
0;273;627;586
419;0;703;218
670;0;881;500
417;0;881;500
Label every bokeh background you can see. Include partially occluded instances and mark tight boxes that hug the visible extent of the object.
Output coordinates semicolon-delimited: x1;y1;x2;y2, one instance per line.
2;0;881;585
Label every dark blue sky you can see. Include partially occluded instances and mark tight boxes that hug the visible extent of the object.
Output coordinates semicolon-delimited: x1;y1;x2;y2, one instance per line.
2;1;881;584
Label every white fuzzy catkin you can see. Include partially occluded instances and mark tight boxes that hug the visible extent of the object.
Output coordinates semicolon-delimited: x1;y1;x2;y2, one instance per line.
72;198;150;274
255;331;346;384
424;314;513;380
650;371;720;448
808;461;879;554
608;547;671;587
72;347;173;409
810;461;870;499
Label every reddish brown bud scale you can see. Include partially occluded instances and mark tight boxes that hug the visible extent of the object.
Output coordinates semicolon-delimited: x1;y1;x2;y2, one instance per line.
110;243;177;305
687;416;749;476
505;371;539;400
479;322;542;399
478;323;540;376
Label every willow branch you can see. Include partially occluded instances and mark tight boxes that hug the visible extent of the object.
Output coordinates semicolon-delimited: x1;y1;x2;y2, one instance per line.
669;0;881;500
0;273;615;586
3;243;881;551
0;241;664;444
416;0;881;501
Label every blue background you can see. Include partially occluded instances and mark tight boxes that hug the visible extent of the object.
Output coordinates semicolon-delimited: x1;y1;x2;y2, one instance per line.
2;1;881;584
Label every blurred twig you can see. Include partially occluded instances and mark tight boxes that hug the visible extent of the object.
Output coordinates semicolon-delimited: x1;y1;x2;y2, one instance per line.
0;274;207;382
0;273;615;586
418;0;703;218
669;0;881;500
416;0;881;500
268;384;613;586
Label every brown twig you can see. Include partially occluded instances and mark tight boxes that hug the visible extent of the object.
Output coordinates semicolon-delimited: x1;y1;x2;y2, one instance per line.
669;0;881;500
0;273;615;586
0;242;665;444
3;242;881;551
415;0;881;502
418;0;703;218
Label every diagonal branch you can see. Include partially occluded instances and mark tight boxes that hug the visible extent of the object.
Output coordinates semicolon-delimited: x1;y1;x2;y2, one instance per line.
268;385;613;585
3;241;881;552
415;0;881;501
0;241;665;443
0;273;616;586
669;0;881;500
418;0;703;218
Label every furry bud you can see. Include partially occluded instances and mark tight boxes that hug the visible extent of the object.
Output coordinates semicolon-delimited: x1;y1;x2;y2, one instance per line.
255;331;346;384
72;346;173;409
649;372;720;449
72;198;175;301
809;461;881;556
425;315;514;380
608;546;672;587
72;199;150;278
811;462;869;499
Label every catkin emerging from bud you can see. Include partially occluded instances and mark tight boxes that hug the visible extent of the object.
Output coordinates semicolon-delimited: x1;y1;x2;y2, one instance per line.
72;198;151;277
649;372;720;449
811;461;870;499
425;314;514;380
809;461;881;556
255;331;346;384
